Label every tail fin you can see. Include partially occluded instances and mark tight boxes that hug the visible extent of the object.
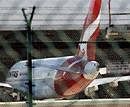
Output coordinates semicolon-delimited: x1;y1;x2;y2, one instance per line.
77;0;102;60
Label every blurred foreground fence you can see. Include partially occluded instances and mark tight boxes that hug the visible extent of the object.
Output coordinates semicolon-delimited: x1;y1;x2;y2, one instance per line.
0;30;80;81
0;99;130;107
0;27;130;99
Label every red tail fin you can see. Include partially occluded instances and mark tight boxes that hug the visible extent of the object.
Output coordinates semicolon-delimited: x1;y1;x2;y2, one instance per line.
77;0;102;60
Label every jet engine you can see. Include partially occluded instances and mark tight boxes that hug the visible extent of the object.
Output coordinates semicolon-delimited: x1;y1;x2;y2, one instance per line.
83;61;99;80
84;86;99;98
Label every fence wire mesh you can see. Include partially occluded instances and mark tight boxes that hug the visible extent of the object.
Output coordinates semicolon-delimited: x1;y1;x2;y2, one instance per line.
0;0;130;106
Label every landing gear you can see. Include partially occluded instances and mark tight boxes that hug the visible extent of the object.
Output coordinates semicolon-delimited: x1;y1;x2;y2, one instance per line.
0;87;14;102
0;87;26;102
0;91;14;102
84;86;99;98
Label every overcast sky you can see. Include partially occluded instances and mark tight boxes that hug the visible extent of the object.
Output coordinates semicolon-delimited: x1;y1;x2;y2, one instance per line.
0;0;130;30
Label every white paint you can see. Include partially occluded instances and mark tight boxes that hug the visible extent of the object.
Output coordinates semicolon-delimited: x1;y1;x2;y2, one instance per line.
79;12;101;55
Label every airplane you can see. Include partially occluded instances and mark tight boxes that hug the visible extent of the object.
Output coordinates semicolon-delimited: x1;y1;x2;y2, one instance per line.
1;0;130;100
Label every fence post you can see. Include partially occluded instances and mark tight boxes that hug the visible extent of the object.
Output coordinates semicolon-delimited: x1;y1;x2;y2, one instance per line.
22;6;36;107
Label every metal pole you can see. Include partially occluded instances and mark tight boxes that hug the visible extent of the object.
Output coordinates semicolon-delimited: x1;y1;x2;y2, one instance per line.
22;6;36;107
108;0;111;26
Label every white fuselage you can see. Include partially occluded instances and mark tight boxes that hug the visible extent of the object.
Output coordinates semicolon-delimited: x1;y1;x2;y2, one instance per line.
6;56;74;99
6;56;99;99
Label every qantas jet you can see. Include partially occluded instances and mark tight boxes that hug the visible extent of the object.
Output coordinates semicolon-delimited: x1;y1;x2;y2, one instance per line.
3;0;130;100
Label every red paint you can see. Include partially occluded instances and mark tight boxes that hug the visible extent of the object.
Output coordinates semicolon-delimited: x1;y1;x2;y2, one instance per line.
54;0;102;97
54;56;93;97
84;0;102;60
87;26;100;61
54;71;93;97
78;0;102;59
83;0;102;30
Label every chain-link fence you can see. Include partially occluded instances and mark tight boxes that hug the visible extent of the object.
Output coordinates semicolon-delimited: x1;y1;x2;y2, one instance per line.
0;0;130;106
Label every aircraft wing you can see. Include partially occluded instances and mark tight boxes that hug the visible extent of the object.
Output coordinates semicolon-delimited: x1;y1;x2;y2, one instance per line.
57;66;130;87
87;75;130;88
87;67;130;88
0;82;12;88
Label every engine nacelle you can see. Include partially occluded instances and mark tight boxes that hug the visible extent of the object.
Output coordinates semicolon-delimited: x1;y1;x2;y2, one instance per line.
84;86;99;97
84;61;99;74
83;61;99;80
109;81;118;87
